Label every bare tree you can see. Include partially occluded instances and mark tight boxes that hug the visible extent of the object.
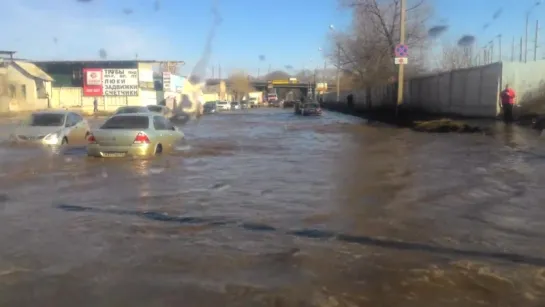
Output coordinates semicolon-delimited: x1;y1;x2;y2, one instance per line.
434;44;473;71
264;70;291;80
228;71;254;101
331;0;432;88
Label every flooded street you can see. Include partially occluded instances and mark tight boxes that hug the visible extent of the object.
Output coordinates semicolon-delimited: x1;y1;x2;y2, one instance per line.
2;108;545;306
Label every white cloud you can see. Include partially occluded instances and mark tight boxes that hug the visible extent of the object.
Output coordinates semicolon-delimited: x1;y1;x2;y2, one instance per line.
1;1;176;61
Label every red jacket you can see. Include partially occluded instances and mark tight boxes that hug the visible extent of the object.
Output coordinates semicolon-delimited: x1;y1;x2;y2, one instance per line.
501;88;516;104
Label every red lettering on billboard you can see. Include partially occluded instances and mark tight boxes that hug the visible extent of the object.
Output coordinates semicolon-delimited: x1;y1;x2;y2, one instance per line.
83;68;103;96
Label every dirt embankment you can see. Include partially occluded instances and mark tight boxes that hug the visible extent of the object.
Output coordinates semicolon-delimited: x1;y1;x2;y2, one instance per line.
322;103;489;134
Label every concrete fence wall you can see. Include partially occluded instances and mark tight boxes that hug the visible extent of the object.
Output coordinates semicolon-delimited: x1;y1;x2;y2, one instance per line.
323;60;545;118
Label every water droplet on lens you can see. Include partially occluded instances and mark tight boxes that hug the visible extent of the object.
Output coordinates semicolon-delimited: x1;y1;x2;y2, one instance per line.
149;167;164;174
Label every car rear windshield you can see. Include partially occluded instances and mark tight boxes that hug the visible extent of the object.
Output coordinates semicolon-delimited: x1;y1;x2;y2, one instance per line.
29;113;65;127
116;107;147;114
147;106;163;113
101;116;149;129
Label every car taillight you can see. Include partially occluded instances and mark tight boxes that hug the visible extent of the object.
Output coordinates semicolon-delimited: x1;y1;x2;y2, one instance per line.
133;132;150;144
87;134;97;144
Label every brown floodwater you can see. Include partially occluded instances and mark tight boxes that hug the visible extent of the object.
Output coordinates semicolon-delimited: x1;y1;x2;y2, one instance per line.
1;108;545;306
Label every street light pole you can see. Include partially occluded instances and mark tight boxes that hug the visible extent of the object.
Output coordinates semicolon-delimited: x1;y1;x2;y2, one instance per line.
396;0;406;112
525;12;529;62
498;34;502;61
524;1;541;62
511;36;515;61
336;43;340;102
535;19;540;61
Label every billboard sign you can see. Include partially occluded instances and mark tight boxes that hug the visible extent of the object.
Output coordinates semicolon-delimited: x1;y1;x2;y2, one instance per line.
103;69;138;96
162;72;171;91
83;68;103;96
163;72;185;93
82;68;138;96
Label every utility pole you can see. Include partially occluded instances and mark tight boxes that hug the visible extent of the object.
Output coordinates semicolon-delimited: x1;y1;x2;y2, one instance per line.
336;43;340;102
313;69;317;101
498;35;502;61
535;20;540;61
520;36;523;61
511;36;515;61
323;60;326;94
396;0;406;113
489;41;494;62
525;12;529;62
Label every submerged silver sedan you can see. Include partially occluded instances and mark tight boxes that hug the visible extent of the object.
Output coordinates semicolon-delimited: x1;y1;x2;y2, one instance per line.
87;113;184;158
10;110;90;145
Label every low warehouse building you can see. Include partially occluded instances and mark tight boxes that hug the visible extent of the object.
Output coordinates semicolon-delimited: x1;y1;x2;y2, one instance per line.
0;51;54;112
34;60;179;113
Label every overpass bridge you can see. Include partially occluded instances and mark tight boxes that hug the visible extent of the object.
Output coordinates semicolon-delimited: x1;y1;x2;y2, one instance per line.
205;78;336;92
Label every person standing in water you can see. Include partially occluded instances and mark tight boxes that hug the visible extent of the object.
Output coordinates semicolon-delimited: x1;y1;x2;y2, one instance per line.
500;84;516;124
93;97;98;113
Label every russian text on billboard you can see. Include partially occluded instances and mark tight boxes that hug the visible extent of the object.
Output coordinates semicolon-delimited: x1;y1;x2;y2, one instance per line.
103;69;139;96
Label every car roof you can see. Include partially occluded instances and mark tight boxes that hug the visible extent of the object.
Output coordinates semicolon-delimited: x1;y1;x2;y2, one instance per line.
109;112;155;117
32;110;70;115
118;105;149;109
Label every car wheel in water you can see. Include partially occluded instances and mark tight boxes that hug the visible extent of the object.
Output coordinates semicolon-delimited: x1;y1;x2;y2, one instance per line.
155;144;163;155
62;137;68;145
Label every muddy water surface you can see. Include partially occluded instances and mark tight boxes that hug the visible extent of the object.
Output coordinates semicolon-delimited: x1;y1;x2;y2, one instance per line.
1;109;545;306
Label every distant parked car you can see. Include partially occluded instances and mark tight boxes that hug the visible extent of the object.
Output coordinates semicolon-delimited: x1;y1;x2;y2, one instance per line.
248;98;259;108
231;101;241;110
284;100;296;108
203;101;218;114
240;101;250;109
269;100;283;108
216;101;231;111
294;102;303;115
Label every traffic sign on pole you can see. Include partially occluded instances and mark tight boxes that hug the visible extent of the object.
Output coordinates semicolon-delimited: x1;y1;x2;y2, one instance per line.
394;44;409;57
394;57;408;65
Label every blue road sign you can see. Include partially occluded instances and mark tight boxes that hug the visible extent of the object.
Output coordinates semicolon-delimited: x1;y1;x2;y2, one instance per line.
395;44;409;57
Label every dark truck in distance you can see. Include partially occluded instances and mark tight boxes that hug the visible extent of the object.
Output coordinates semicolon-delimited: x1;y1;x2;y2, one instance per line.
283;100;296;108
300;102;322;116
203;101;217;114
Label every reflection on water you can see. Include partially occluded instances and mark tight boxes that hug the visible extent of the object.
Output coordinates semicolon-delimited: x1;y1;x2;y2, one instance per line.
1;109;545;306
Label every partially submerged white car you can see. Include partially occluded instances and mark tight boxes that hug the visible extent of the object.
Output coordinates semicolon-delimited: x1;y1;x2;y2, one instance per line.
10;110;90;145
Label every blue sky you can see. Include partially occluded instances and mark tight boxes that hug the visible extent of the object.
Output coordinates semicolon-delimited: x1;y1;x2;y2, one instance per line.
433;0;543;59
3;0;545;77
